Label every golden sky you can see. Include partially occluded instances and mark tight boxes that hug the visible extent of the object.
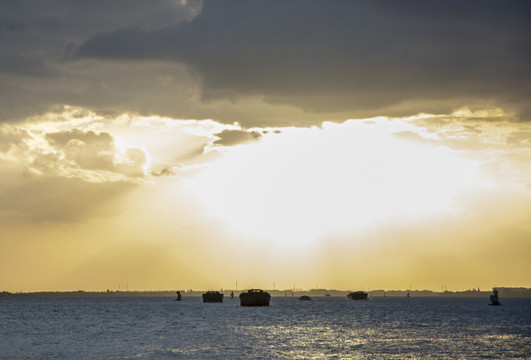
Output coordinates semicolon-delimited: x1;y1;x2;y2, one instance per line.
1;1;530;291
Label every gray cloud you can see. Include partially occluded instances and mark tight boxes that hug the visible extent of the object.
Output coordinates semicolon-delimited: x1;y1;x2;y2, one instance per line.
1;0;530;126
0;0;201;121
74;0;531;121
212;130;262;147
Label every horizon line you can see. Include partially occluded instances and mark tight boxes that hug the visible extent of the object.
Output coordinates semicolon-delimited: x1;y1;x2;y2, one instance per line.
3;286;530;294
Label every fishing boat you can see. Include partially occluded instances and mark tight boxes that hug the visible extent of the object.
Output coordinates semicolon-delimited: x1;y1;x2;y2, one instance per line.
298;295;312;301
239;289;271;306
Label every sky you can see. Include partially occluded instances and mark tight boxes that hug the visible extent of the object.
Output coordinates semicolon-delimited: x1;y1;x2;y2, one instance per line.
1;0;530;292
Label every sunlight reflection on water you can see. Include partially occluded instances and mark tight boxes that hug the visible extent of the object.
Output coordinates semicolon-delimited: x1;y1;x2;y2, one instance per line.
0;296;530;359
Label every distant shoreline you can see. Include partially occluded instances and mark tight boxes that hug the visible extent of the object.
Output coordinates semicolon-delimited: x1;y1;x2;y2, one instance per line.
2;287;530;298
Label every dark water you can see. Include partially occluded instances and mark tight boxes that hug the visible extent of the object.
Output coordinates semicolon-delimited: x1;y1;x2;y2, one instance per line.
1;296;530;359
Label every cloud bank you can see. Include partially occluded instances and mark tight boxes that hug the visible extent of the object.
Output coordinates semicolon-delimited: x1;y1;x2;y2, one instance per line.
1;0;529;126
74;0;531;121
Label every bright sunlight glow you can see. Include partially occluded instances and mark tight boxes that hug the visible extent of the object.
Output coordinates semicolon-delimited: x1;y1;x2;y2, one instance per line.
194;118;481;250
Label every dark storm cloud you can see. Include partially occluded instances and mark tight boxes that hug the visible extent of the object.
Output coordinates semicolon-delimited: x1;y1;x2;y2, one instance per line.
74;0;531;121
1;0;530;125
0;0;201;121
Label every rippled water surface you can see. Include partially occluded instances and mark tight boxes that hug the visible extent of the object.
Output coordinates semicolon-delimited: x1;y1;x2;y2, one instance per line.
1;296;530;359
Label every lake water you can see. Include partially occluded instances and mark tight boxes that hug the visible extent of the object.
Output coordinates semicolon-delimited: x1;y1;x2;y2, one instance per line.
1;296;530;359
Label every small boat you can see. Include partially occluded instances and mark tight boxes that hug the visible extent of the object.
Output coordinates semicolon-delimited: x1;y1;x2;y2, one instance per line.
202;291;224;303
489;288;501;306
298;295;312;301
175;291;182;301
347;291;368;300
239;289;271;306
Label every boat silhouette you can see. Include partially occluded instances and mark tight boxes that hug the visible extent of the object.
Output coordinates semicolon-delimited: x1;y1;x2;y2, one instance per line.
202;291;223;303
489;288;501;306
239;289;271;306
347;291;368;300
